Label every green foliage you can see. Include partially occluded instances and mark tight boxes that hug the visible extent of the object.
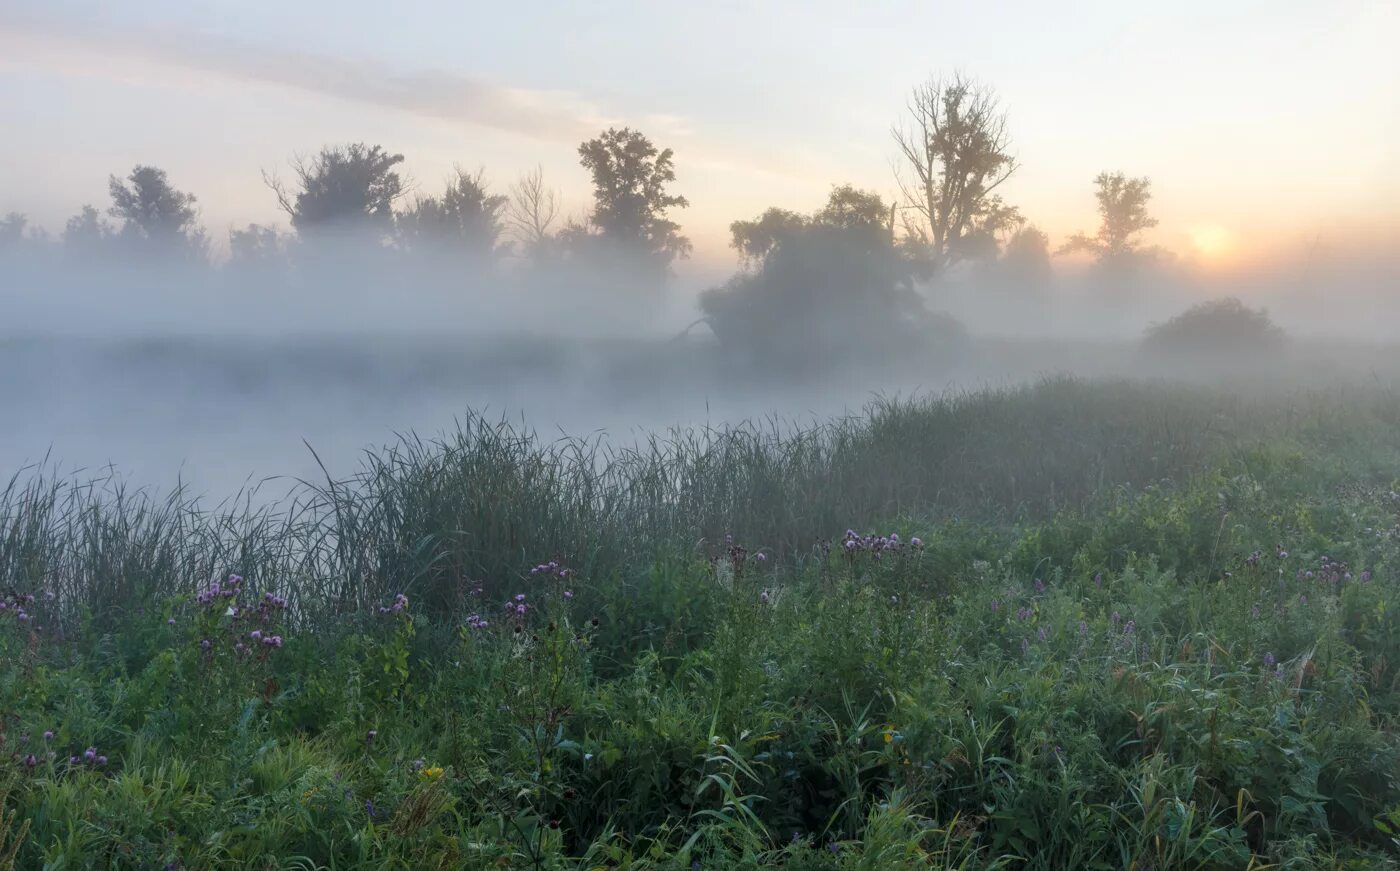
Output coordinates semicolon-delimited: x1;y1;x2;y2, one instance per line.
1144;297;1288;356
3;381;1400;867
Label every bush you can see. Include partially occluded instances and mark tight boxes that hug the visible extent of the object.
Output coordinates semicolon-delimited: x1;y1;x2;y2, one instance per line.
1142;297;1286;355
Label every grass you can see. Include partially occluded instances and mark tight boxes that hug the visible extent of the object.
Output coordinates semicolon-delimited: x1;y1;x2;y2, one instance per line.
2;376;1399;868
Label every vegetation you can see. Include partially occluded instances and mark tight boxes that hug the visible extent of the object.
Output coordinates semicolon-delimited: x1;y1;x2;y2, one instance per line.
1059;172;1160;268
699;184;963;369
3;378;1400;867
1144;297;1288;355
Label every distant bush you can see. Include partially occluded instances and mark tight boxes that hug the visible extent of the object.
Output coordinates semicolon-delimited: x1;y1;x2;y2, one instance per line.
1143;297;1286;354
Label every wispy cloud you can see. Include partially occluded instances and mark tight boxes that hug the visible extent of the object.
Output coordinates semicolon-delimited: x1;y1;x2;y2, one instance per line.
0;11;646;144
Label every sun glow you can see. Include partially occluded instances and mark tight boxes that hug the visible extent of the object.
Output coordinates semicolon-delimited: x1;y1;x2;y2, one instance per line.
1188;224;1234;262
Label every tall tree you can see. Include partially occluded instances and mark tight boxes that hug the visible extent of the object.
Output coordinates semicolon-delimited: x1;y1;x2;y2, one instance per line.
1058;172;1158;262
575;127;690;271
107;165;205;256
507;165;560;259
893;75;1019;277
395;167;508;262
265;143;406;235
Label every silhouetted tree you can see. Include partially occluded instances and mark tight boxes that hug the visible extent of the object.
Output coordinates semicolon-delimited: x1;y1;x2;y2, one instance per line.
228;223;290;271
574;127;690;275
107;165;205;257
999;225;1053;287
893;75;1020;277
265;143;406;236
0;212;28;248
395;167;508;262
62;205;114;253
507;165;560;260
700;185;963;372
1058;172;1158;263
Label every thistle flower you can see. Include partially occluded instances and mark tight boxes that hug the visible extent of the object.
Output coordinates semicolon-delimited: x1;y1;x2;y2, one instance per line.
1263;652;1276;668
43;730;53;741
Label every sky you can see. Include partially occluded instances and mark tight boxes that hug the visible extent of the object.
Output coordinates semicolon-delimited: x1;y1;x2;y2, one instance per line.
1;0;1397;282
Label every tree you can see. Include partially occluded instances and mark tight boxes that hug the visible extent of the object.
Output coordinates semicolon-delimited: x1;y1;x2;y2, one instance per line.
893;75;1020;277
507;165;560;259
62;205;114;252
1058;172;1158;262
396;167;508;262
700;184;962;371
575;127;690;272
107;165;205;256
0;212;28;249
228;224;290;271
999;224;1052;287
265;143;406;235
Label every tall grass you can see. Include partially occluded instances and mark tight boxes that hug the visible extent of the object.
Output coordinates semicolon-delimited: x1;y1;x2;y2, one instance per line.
4;377;1397;632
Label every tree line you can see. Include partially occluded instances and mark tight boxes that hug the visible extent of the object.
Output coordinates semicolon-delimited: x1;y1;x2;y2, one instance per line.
2;75;1163;363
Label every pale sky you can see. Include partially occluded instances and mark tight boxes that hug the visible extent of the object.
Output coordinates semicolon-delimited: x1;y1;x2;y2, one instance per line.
2;0;1397;280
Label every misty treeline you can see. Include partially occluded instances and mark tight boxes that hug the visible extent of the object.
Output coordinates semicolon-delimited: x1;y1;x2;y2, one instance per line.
2;74;1262;362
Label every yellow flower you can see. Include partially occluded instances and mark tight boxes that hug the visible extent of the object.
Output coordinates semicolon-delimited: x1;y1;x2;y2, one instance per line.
421;765;445;780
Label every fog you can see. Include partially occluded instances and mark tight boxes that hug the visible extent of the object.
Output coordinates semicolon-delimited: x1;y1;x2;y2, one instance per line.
2;68;1396;503
3;233;1397;503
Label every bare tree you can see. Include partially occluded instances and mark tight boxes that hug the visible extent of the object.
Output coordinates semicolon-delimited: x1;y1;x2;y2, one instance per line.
507;165;560;254
893;74;1019;277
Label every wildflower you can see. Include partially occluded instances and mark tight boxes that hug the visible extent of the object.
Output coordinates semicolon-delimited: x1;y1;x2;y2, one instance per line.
43;731;53;741
514;593;526;602
420;765;444;780
990;598;999;613
1361;570;1373;583
466;614;489;630
167;617;176;626
1034;578;1045;593
366;729;377;743
1016;607;1031;622
1093;572;1103;587
1122;620;1136;636
83;747;96;763
1299;594;1308;606
199;638;211;651
910;537;923;548
249;630;262;642
1037;627;1048;642
1263;652;1276;668
1078;621;1088;636
97;755;107;766
563;590;574;599
755;551;767;563
759;589;771;604
23;754;36;768
1277;549;1289;559
548;819;560;829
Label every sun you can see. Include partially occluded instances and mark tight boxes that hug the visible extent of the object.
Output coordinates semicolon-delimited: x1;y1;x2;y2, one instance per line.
1188;224;1233;261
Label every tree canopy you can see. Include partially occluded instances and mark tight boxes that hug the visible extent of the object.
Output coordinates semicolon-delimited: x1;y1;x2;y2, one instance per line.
893;75;1020;278
574;127;690;275
107;165;205;257
1059;172;1159;263
267;144;406;236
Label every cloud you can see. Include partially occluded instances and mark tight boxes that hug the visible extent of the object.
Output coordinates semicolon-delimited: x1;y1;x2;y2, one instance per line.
0;11;629;145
